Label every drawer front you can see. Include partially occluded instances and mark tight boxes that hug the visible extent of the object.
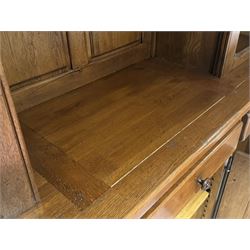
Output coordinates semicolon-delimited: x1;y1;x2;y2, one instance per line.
145;122;242;218
240;112;250;141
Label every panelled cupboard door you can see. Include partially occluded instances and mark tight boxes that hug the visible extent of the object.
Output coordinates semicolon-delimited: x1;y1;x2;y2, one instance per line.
86;32;152;61
8;32;153;112
90;32;142;56
0;32;71;87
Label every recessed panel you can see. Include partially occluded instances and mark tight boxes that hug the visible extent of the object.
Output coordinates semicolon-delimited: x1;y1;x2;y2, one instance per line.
91;32;141;56
0;32;70;86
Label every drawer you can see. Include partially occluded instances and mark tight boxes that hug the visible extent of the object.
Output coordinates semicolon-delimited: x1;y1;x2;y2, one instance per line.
144;122;242;218
240;112;250;141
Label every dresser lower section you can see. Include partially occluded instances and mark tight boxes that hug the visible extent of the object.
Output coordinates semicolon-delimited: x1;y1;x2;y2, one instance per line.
144;122;242;219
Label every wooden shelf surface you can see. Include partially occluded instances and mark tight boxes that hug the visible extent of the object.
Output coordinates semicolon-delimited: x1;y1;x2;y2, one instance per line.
19;58;250;218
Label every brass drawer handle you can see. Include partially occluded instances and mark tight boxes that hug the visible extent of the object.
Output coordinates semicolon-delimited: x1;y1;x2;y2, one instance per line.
197;177;212;192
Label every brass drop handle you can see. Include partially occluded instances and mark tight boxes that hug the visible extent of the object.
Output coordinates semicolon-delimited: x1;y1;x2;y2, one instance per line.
197;177;212;192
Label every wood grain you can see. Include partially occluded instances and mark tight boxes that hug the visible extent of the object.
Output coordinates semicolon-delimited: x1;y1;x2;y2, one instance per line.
20;152;250;219
0;32;71;86
18;59;249;218
12;32;152;112
21;124;109;209
156;32;218;72
90;32;141;56
0;62;38;218
67;32;89;69
144;122;242;218
217;32;250;76
20;171;80;218
1;33;249;218
76;79;249;218
20;59;224;188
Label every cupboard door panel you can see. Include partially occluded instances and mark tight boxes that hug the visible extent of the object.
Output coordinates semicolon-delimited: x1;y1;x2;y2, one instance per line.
0;32;71;86
90;32;141;56
9;32;152;112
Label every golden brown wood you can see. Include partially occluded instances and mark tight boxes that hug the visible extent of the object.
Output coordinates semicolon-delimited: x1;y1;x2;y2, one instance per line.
212;32;229;76
16;58;249;218
21;124;109;208
144;122;242;218
11;32;153;112
19;59;225;188
0;62;39;218
243;202;250;218
175;190;209;219
156;32;218;72
1;33;248;219
90;32;141;56
67;32;89;69
76;80;249;218
20;170;81;219
216;32;250;76
0;32;71;87
240;112;250;141
191;195;208;219
21;152;249;219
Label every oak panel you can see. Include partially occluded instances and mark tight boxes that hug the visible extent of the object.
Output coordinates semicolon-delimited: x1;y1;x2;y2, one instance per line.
91;32;141;56
12;32;152;112
156;32;218;72
0;32;71;86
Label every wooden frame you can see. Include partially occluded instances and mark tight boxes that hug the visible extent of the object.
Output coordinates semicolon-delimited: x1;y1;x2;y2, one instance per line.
0;62;39;218
213;32;249;77
11;32;154;112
